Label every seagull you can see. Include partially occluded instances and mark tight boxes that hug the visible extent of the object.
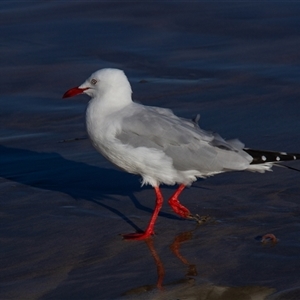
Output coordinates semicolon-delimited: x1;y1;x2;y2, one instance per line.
63;68;300;240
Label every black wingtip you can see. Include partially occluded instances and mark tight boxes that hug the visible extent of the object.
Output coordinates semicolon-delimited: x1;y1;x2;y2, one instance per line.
244;148;300;164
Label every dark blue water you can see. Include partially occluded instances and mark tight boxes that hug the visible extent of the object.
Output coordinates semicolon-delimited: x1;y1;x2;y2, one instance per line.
1;2;300;299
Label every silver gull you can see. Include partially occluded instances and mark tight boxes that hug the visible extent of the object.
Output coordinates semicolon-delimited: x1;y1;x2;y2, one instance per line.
63;68;300;240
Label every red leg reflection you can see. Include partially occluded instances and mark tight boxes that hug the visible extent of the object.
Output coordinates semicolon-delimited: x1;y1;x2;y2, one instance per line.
123;186;163;240
145;238;165;290
170;231;197;277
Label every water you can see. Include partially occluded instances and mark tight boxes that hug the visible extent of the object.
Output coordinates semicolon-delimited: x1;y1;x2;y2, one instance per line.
1;2;300;299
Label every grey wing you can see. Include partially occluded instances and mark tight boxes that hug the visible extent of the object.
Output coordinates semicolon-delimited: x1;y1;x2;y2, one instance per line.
116;104;252;173
116;104;213;148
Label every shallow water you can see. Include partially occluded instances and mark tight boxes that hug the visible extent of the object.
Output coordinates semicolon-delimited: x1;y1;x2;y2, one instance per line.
1;2;300;299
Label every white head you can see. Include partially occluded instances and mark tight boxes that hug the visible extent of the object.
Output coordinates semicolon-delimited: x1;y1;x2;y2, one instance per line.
63;68;132;103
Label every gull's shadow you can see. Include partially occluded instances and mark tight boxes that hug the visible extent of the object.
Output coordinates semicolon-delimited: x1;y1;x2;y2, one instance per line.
0;145;180;230
0;145;139;199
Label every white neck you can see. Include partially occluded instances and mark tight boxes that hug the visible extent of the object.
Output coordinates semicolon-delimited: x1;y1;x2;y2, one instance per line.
90;92;131;117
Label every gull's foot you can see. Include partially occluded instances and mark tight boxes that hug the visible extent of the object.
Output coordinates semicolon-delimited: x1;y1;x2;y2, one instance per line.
122;231;154;241
169;200;191;219
188;214;210;224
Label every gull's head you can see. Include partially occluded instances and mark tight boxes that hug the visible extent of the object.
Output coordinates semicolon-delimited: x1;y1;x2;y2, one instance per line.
63;68;132;100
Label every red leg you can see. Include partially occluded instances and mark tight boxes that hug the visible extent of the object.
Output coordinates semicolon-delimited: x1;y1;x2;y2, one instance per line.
168;184;191;219
123;186;163;241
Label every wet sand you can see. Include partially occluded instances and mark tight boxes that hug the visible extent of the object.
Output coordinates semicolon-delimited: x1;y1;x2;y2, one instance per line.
1;2;300;299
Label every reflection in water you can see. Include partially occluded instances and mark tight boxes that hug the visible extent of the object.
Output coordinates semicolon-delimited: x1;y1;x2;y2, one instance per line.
122;229;196;296
122;230;275;299
145;238;165;290
170;231;198;277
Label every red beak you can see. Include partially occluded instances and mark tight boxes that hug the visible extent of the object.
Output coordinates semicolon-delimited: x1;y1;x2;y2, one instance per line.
62;87;89;99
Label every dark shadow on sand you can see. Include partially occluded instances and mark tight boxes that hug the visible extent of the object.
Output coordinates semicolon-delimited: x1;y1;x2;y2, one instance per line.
0;145;184;230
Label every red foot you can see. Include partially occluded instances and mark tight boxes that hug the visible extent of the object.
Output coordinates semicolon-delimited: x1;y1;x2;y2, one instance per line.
122;186;163;241
122;231;154;241
168;184;192;219
169;199;191;218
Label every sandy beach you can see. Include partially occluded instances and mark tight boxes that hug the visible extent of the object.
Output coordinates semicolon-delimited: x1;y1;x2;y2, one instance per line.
1;2;300;299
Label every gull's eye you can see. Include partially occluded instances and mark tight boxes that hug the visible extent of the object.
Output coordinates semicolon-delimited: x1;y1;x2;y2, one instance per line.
91;78;98;85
